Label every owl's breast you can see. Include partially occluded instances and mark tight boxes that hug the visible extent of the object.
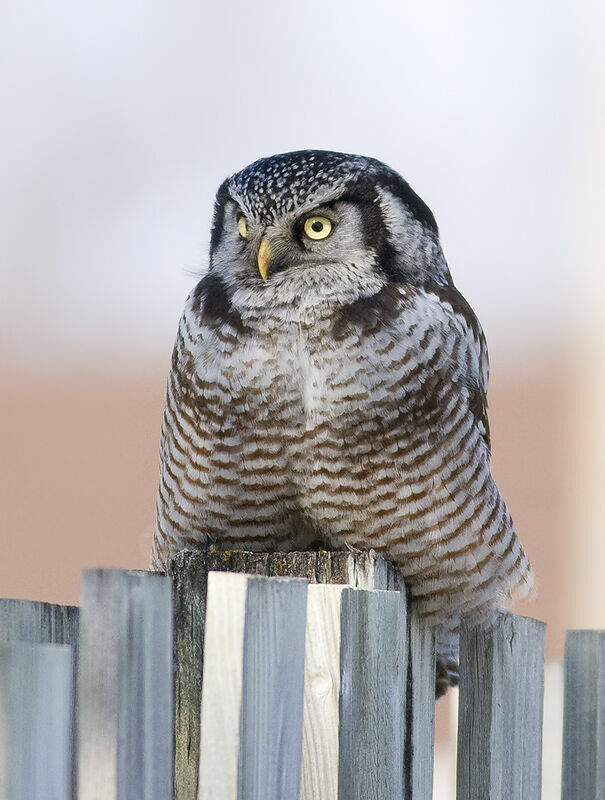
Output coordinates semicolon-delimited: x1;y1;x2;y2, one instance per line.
290;301;418;426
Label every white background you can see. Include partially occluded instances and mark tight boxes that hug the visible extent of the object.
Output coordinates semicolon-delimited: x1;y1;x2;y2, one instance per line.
2;0;596;371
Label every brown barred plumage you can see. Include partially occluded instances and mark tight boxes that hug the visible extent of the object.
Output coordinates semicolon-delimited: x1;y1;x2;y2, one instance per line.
152;151;534;691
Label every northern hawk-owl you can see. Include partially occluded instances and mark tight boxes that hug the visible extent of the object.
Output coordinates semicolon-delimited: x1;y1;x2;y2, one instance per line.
152;150;534;695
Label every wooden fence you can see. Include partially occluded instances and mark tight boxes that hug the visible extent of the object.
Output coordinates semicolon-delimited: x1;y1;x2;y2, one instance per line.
0;549;599;799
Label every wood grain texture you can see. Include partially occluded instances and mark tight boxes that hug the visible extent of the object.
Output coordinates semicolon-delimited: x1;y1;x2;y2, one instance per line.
406;610;436;800
0;598;79;645
238;575;308;800
456;613;545;800
0;642;73;800
168;547;404;800
191;546;401;586
338;588;407;800
300;585;345;800
77;569;174;800
198;572;308;800
562;630;605;799
167;551;214;800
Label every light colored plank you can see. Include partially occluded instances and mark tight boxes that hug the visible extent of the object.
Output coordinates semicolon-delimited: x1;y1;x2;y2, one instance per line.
198;572;308;800
456;613;545;800
338;587;407;800
198;572;249;800
300;585;345;800
407;610;436;799
0;641;73;800
562;630;605;799
542;661;564;800
77;569;174;800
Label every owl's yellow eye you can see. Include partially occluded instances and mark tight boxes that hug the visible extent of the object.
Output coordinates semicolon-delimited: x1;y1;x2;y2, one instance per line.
237;216;248;239
303;216;332;241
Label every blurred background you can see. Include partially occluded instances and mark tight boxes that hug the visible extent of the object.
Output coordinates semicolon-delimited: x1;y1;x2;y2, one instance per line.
1;1;603;795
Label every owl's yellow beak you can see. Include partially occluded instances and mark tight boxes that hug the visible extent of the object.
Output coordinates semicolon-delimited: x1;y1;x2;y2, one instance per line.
257;238;271;281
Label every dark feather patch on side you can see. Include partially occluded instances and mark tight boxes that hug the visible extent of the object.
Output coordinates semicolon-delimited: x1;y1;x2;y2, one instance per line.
425;283;483;342
427;283;489;447
465;377;491;450
332;283;406;340
191;273;248;333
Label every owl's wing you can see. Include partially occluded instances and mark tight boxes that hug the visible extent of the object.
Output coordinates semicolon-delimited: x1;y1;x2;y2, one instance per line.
341;281;533;619
419;282;491;452
334;281;491;452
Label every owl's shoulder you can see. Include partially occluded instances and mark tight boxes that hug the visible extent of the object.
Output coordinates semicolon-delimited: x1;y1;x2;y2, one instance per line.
331;281;491;447
188;272;248;333
411;283;490;448
332;281;485;349
169;274;245;400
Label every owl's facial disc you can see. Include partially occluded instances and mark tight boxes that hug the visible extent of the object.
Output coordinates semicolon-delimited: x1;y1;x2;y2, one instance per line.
211;190;385;285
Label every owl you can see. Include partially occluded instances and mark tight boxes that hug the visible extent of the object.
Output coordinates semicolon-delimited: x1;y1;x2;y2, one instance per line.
152;150;534;695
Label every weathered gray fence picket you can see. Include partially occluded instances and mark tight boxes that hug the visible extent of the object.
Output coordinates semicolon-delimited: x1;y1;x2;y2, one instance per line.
456;613;546;800
0;597;80;800
407;611;437;800
0;641;74;800
337;587;407;799
561;630;605;799
0;549;601;799
0;597;79;645
77;569;174;800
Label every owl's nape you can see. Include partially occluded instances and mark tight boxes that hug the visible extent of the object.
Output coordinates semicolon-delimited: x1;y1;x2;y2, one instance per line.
153;149;534;700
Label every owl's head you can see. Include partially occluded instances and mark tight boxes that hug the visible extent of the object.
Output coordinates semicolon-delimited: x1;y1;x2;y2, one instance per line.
208;150;452;301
